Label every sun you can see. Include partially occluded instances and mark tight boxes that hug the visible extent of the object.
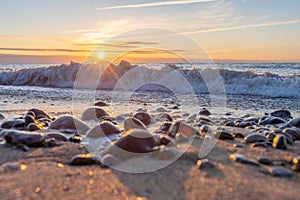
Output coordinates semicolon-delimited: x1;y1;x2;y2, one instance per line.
97;51;105;59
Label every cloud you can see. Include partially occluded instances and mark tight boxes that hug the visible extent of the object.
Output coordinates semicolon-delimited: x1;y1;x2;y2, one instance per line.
183;19;300;34
0;48;90;53
96;0;215;10
74;41;158;48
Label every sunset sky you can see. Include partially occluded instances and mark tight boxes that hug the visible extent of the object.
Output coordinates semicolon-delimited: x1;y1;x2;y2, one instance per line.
0;0;299;63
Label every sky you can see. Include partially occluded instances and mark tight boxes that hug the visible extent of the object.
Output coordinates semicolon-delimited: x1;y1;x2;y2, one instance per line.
0;0;299;63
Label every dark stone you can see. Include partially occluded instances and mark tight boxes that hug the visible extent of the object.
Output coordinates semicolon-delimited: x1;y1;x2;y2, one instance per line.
197;159;215;170
48;116;90;134
133;112;152;126
155;122;172;134
70;154;101;166
230;154;259;166
44;138;59;147
224;121;235;127
215;131;234;140
27;123;41;131
81;107;108;121
1;119;25;129
234;133;245;139
292;156;300;172
158;134;176;147
199;108;211;116
250;142;268;148
124;117;147;131
272;135;287;149
258;157;273;165
94;101;109;107
244;117;259;123
69;135;82;143
259;116;285;126
86;122;121;138
270;167;293;177
283;128;300;140
170;106;179;109
270;110;292;120
4;131;44;147
288;118;300;129
0;113;5;119
244;133;266;143
45;132;68;141
199;125;210;134
237;121;254;128
28;108;51;119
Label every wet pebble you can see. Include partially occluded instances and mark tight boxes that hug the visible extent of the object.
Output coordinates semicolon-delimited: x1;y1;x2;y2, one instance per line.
94;101;109;107
272;135;287;150
230;154;259;166
133;112;152;126
244;133;266;143
1;119;25;130
86;122;121;138
270;110;292;120
234;133;245;139
288;118;300;129
4;131;44;147
215;131;234;140
199;108;211;116
270;167;293;177
45;132;68;142
69;135;82;143
48;116;90;134
70;154;101;166
81;107;108;121
258;157;273;165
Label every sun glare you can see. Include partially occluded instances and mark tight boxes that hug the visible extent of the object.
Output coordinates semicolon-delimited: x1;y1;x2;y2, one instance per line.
97;51;105;59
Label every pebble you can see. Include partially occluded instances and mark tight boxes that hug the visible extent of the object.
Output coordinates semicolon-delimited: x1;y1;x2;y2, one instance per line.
270;167;293;177
1;119;25;129
70;154;101;166
197;159;215;170
258;157;273;165
283;128;300;140
215;131;234;140
45;132;69;142
292;156;300;172
270;110;292;120
27;123;41;131
234;133;245;139
4;131;44;147
155;122;172;134
272;135;287;149
288;118;300;129
69;135;82;143
133;112;152;126
28;108;51;119
81;107;108;121
244;133;266;143
199;108;211;116
48;116;90;134
0;113;5;119
86;122;121;138
94;101;109;107
230;154;259;166
259;116;285;126
124;117;147;131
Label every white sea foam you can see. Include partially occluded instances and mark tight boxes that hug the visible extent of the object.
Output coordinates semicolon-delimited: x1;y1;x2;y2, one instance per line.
0;61;299;98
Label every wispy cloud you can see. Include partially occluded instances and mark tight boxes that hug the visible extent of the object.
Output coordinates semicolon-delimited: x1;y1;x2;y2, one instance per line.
183;19;300;34
96;0;215;10
0;47;90;53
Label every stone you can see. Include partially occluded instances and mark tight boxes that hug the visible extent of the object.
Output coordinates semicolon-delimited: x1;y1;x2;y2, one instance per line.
155;122;172;134
1;119;25;129
48;116;90;134
258;157;273;165
283;128;300;140
197;159;215;170
27;123;41;131
4;131;44;147
133;112;152;126
94;101;109;107
259;116;285;126
270;167;293;177
234;133;245;139
24;115;35;125
45;132;68;142
272;135;287;149
86;122;121;138
270;110;292;120
0;113;5;119
288;118;300;129
292;156;300;172
199;108;211;116
81;107;108;121
28;108;51;119
230;154;259;166
124;117;147;131
215;131;234;140
69;135;82;143
244;133;266;143
70;154;101;166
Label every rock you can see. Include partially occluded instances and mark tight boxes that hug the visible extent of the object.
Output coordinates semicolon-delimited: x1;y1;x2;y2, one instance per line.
259;116;285;126
155;107;167;112
157;113;173;122
124;117;147;131
45;132;68;142
86;122;121;138
250;142;268;148
169;121;198;138
24;115;35;125
155;122;172;134
230;154;259;166
272;135;287;149
292;156;300;172
94;101;109;107
288;118;300;129
244;117;259;123
157;134;176;147
27;123;41;131
199;125;211;135
28;108;51;119
4;131;44;147
244;133;266;143
234;133;245;139
270;110;292;120
199;108;211;116
69;135;82;143
283;128;300;140
170;105;179;110
81;107;108;121
133;112;152;126
258;157;273;165
197;159;215;170
70;154;101;166
48;116;90;134
0;113;5;119
215;131;234;140
270;167;293;177
224;121;235;127
1;119;25;129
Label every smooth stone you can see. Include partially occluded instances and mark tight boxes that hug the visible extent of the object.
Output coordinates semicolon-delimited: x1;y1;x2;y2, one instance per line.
4;131;44;147
199;125;211;135
270;110;292;120
270;167;293;177
155;122;172;134
1;119;25;129
288;118;300;129
230;154;259;166
0;113;5;119
169;121;198;138
283;128;300;140
124;117;147;131
24;115;35;125
28;108;51;119
237;121;254;128
157;134;176;147
272;135;287;149
259;116;285;126
215;131;234;140
199;108;211;116
244;133;266;143
234;133;245;139
86;122;121;138
27;123;41;131
69;135;81;143
155;107;167;112
94;101;109;107
70;154;101;166
133;112;152;126
102;154;123;166
48;116;90;134
198;116;212;123
224;121;235;127
258;157;273;165
45;132;68;142
244;117;259;123
157;113;173;122
250;142;268;148
197;159;215;170
81;107;108;121
292;156;300;172
233;143;246;148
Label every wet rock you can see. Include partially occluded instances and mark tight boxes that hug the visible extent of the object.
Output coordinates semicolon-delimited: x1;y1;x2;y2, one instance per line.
45;132;68;142
86;122;121;138
197;159;215;170
94;101;109;107
124;117;147;131
288;118;300;129
70;154;101;166
133;112;152;126
237;121;254;128
48;116;90;134
169;121;198;138
272;135;287;149
259;116;285;126
244;133;266;143
215;130;234;140
270;110;292;120
234;133;245;139
4;131;44;147
244;117;259;123
155;122;172;134
69;135;81;143
199;108;211;116
157;134;176;147
24;115;35;125
27;123;41;131
81;107;108;121
224;121;235;127
28;108;51;119
199;125;211;135
258;157;273;165
283;128;300;140
292;156;300;172
44;138;60;147
270;167;293;177
230;154;259;166
1;119;25;129
250;142;268;148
